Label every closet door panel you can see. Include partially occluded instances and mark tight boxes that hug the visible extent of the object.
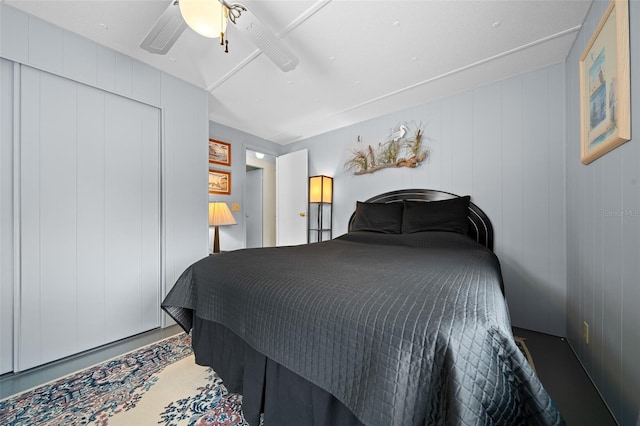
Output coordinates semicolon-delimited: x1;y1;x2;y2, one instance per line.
38;72;79;362
19;66;44;369
104;94;144;342
19;67;161;370
76;84;107;351
0;59;15;374
140;106;161;330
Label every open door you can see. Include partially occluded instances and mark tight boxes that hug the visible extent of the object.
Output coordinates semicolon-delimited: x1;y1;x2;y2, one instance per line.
245;167;263;248
245;150;276;248
276;149;308;246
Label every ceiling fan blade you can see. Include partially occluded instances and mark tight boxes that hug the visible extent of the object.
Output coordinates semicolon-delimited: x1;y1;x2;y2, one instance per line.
140;1;187;55
235;8;299;72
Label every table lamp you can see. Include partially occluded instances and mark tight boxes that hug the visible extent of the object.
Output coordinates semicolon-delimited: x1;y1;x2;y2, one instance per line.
209;201;236;253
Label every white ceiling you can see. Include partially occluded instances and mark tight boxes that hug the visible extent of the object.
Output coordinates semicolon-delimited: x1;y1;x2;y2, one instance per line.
4;0;592;144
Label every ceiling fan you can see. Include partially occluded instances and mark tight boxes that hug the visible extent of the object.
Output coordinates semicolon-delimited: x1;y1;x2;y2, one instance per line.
140;0;299;72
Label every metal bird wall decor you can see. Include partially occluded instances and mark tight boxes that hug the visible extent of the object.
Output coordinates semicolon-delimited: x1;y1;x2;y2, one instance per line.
345;122;429;175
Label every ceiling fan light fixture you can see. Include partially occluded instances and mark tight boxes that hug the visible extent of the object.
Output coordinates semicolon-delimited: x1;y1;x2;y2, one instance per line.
179;0;228;38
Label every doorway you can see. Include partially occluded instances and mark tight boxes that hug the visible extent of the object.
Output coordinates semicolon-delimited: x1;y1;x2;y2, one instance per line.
245;150;276;248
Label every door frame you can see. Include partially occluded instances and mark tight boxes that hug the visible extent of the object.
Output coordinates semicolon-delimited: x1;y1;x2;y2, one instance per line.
243;145;279;248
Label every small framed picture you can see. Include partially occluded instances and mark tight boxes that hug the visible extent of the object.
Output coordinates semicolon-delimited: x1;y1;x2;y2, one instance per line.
209;139;231;166
209;169;231;195
579;0;630;164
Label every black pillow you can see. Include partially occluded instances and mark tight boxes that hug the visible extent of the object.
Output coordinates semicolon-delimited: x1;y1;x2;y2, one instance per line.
401;196;470;234
350;201;403;234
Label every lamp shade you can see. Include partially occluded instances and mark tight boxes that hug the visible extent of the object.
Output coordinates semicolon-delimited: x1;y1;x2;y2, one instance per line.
179;0;228;38
309;175;333;203
209;201;236;226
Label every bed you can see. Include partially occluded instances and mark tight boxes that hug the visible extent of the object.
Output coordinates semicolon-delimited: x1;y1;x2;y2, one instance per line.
162;189;564;426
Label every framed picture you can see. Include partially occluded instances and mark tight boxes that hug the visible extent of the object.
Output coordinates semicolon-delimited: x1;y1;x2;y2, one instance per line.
209;139;231;166
579;0;630;165
209;169;231;195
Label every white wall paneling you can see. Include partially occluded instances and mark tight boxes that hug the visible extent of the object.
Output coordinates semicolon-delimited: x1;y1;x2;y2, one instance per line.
0;4;162;109
0;6;28;64
565;0;640;423
18;66;161;370
0;58;14;374
283;64;567;336
520;70;552;333
75;83;107;351
160;73;209;307
1;3;208;369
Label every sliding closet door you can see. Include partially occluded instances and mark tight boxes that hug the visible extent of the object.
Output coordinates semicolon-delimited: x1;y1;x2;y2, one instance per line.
0;59;14;375
18;66;161;371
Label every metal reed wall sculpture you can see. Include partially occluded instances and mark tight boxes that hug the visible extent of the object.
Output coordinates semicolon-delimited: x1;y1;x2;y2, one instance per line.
345;123;428;175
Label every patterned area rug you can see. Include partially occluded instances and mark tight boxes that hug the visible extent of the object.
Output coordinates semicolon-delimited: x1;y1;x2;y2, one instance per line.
0;333;247;426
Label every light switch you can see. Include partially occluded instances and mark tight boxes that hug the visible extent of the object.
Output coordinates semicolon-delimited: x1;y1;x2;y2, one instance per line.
231;203;240;212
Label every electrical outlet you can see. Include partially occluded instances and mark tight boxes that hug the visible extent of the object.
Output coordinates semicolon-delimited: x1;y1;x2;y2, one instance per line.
583;321;589;344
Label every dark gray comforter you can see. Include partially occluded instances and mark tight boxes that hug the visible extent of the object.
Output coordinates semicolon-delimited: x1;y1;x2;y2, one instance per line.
162;231;564;426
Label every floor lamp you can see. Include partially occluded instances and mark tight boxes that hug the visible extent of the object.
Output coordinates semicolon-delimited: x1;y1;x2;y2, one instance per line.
308;175;333;242
209;201;236;253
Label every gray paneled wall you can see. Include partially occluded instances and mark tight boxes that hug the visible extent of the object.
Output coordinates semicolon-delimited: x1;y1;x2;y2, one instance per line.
284;64;567;336
565;0;640;423
0;59;13;375
0;4;208;371
18;67;161;370
208;121;284;251
0;5;162;108
162;72;209;293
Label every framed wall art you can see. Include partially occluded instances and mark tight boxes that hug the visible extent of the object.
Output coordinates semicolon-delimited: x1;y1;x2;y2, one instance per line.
209;169;231;195
579;0;630;165
209;139;231;166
